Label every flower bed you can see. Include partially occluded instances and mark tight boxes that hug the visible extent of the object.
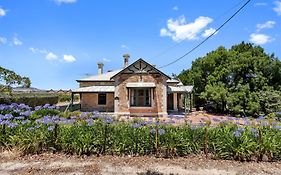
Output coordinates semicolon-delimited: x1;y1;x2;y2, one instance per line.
1;103;281;161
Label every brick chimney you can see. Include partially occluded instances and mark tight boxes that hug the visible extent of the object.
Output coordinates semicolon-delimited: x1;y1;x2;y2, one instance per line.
97;62;104;75
123;54;130;68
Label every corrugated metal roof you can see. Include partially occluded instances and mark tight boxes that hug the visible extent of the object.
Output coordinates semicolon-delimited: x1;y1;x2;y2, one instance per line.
126;82;156;88
167;86;193;93
76;69;121;82
72;86;115;93
167;79;180;83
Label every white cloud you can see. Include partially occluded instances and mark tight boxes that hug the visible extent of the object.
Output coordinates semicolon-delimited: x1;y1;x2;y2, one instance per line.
256;21;276;31
254;2;267;7
160;15;213;42
0;8;6;17
54;0;77;5
46;52;58;61
172;6;179;11
0;37;7;45
29;47;48;54
249;33;273;45
274;1;281;16
102;58;111;62
201;28;217;37
12;36;23;46
121;44;129;49
63;54;76;62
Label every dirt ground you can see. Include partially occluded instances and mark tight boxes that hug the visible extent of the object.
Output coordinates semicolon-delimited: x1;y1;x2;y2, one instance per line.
1;150;281;175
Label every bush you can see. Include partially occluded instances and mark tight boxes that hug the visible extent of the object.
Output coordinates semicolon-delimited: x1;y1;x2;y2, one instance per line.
0;93;58;107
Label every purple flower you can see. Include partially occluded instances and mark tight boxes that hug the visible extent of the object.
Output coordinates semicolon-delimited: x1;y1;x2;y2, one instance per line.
21;119;31;124
7;122;18;128
103;116;113;124
15;116;25;120
212;118;221;122
26;127;34;131
158;129;165;135
4;114;13;120
155;121;161;126
20;111;32;116
131;123;141;128
166;119;176;124
233;130;242;138
92;111;99;115
273;125;281;130
150;128;156;134
48;125;55;131
35;106;42;110
250;128;258;137
35;125;41;129
63;119;75;125
41;116;52;124
86;118;93;126
261;122;269;126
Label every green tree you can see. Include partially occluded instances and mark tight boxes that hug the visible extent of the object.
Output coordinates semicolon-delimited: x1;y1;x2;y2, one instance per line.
178;42;281;117
0;66;31;92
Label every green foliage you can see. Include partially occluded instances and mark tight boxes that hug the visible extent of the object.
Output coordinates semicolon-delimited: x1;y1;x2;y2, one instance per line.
178;42;281;116
1;103;281;161
0;93;58;107
58;94;79;103
0;66;31;92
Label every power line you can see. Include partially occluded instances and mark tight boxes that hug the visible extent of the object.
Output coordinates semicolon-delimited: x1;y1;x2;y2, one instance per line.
158;0;252;69
152;0;247;59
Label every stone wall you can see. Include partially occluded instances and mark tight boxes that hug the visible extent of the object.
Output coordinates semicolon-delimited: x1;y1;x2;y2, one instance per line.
80;92;114;112
114;73;168;116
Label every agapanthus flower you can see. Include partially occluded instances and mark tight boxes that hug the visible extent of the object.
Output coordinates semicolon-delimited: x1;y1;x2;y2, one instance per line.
26;127;35;131
131;123;141;128
150;128;156;134
7;122;18;128
20;111;32;117
15;116;25;120
103;116;113;124
3;114;13;120
86;118;93;126
273;125;281;130
48;125;55;131
21;119;31;124
158;129;165;135
233;130;242;138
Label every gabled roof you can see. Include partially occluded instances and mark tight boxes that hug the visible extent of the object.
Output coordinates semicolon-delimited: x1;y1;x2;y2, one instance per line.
110;58;170;80
76;69;121;82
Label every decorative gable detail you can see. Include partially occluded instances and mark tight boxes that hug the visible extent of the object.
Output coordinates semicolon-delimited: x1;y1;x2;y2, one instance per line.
111;58;170;79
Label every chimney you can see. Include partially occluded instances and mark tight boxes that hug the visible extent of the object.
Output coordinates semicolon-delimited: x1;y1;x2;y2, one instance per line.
97;62;104;75
123;54;130;68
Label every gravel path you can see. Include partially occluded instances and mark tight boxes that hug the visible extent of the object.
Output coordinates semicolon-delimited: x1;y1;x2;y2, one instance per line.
1;151;281;175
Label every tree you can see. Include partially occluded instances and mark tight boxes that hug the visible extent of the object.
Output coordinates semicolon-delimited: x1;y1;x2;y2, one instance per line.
178;42;281;117
0;66;31;92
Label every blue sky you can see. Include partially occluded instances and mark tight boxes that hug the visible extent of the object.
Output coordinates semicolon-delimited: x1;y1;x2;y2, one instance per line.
0;0;280;90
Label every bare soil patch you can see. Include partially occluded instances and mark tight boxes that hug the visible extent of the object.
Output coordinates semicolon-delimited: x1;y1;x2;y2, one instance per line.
0;150;281;175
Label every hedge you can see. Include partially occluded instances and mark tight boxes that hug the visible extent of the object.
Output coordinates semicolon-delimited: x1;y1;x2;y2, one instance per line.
0;93;58;107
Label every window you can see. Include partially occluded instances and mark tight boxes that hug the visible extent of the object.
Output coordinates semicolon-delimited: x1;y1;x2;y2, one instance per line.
98;93;106;105
130;88;151;107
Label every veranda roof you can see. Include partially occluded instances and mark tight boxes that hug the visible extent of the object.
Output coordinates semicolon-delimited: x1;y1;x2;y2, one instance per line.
126;82;156;88
167;86;193;93
72;86;115;93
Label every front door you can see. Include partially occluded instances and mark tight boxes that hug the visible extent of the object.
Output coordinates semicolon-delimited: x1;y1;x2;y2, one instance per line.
167;93;173;110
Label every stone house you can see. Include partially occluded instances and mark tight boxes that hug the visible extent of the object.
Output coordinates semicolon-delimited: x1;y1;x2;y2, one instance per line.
73;54;193;117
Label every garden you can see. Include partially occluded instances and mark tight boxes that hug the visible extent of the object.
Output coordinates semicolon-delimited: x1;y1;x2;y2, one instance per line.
1;103;281;162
